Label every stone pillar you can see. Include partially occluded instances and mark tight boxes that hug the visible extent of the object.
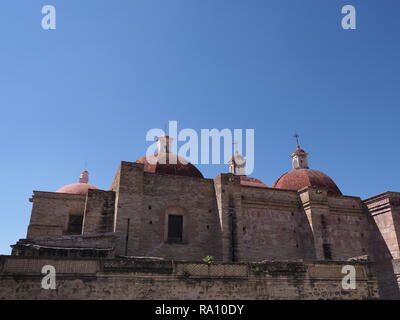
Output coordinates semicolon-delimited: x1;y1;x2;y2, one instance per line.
365;192;400;259
299;187;331;260
112;161;144;256
364;192;400;299
82;189;116;234
214;173;243;262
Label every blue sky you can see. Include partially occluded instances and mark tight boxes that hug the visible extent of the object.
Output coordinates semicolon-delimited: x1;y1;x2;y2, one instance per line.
0;0;399;254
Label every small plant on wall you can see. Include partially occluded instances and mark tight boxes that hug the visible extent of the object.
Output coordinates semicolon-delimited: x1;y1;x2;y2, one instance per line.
202;255;215;264
251;265;264;275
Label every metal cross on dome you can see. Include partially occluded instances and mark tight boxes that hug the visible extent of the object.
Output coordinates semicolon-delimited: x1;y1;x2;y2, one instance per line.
294;132;301;148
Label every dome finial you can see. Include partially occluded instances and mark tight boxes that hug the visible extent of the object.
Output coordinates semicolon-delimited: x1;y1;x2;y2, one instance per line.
291;147;309;170
157;134;173;154
291;132;309;169
79;170;89;183
229;145;246;176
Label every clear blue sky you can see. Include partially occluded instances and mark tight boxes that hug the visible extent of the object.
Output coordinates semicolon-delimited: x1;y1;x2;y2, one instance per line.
1;0;399;254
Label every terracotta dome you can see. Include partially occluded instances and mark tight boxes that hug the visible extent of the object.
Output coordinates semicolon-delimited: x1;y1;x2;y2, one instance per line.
240;176;268;188
135;153;203;178
228;150;266;187
56;183;99;195
272;168;342;196
56;170;98;195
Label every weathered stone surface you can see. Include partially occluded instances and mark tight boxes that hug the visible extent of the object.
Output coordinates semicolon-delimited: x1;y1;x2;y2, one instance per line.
0;256;379;300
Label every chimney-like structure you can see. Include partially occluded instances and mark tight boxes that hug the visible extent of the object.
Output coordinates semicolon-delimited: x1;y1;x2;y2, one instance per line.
229;151;246;176
79;170;89;183
157;134;173;154
291;147;309;170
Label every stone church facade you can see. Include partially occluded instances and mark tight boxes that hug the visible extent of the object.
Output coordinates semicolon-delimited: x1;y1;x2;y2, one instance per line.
1;135;399;299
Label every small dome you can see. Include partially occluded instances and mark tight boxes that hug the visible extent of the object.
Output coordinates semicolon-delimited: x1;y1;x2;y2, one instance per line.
135;153;203;178
56;170;98;195
240;176;268;188
56;183;99;195
272;168;342;196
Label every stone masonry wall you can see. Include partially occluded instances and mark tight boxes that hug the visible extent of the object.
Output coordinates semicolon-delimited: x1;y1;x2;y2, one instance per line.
238;186;369;262
364;192;400;299
299;188;369;261
137;173;221;260
325;196;369;260
27;192;86;238
112;162;222;260
240;187;305;261
0;256;379;300
106;164;375;263
83;190;116;234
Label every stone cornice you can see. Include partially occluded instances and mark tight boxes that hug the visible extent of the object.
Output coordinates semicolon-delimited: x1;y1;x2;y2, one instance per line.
31;191;86;201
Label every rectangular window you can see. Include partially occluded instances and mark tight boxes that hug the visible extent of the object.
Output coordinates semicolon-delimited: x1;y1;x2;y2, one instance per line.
167;215;183;243
67;215;83;235
323;243;332;260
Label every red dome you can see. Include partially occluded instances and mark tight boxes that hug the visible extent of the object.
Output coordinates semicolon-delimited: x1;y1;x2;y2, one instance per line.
272;169;342;196
240;176;268;188
135;153;203;178
56;183;99;195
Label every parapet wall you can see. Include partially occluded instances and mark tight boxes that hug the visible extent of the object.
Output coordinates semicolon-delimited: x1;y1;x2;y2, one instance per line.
0;256;379;300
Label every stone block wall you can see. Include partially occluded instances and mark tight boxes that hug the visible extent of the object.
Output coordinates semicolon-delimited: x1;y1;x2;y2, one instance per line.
0;256;379;300
137;174;222;260
365;192;400;259
83;190;116;234
299;188;369;261
27;191;86;238
111;161;222;260
324;196;369;260
240;187;308;261
363;192;400;299
236;186;369;262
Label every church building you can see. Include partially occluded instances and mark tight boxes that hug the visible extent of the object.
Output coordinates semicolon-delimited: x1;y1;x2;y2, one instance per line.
1;134;400;300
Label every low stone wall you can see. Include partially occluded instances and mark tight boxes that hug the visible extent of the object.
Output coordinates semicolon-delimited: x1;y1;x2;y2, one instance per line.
0;256;379;300
10;233;120;259
393;259;400;289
